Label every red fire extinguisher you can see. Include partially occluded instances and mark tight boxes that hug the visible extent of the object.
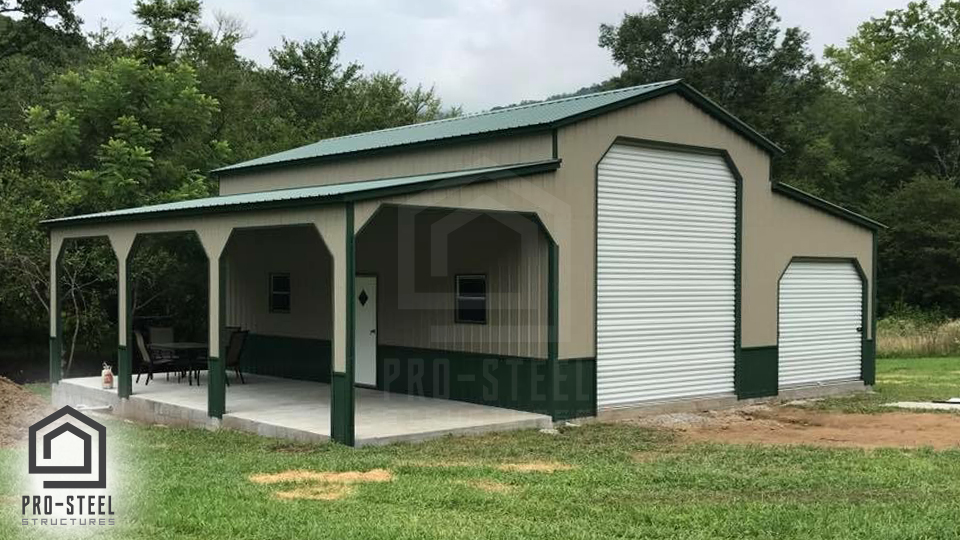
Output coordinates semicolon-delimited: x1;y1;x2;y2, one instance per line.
102;363;114;389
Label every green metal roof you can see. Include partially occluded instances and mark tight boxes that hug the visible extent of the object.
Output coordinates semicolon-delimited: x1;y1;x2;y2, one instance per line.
43;159;561;228
214;80;783;176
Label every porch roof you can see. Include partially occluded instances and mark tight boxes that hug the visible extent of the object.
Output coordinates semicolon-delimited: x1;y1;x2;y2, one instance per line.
42;159;560;228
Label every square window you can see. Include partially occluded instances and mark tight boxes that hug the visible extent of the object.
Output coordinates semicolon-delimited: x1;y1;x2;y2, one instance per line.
269;273;291;313
455;275;486;324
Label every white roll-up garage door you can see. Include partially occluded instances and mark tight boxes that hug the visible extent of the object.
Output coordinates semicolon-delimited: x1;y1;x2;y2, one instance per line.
597;143;736;408
778;261;863;388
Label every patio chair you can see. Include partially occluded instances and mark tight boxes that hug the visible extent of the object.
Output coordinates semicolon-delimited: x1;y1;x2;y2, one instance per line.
134;330;177;385
224;330;249;386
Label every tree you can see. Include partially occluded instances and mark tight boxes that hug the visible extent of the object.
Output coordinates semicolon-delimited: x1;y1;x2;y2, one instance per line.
825;0;960;198
877;177;960;315
598;0;825;181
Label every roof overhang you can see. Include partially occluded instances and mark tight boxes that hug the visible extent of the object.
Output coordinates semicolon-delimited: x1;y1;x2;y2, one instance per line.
42;159;561;229
772;181;886;231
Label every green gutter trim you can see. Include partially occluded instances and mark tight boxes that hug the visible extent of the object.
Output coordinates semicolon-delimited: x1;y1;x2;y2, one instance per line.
42;160;561;229
772;182;886;231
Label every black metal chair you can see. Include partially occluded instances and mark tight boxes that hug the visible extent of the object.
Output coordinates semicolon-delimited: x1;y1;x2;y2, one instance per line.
224;330;249;386
134;330;176;385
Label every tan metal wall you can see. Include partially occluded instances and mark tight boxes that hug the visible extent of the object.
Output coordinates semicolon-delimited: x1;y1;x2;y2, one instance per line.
554;93;875;348
218;132;554;195
356;206;548;358
223;226;333;340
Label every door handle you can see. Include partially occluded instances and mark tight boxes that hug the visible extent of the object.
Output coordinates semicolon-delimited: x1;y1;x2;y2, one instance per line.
370;329;376;335
856;326;863;333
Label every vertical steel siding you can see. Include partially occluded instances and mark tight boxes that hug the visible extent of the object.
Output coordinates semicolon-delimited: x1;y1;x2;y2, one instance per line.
596;144;737;407
778;261;862;387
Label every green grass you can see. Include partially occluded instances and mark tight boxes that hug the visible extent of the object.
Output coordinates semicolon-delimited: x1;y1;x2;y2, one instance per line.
2;358;959;539
811;356;960;413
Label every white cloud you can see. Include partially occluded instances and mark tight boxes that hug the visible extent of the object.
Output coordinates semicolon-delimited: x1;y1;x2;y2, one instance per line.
75;0;927;113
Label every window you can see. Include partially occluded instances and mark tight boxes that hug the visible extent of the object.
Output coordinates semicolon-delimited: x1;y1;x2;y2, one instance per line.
455;274;487;324
269;273;291;313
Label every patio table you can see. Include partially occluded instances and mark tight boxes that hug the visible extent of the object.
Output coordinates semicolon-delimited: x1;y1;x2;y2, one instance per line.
148;342;208;386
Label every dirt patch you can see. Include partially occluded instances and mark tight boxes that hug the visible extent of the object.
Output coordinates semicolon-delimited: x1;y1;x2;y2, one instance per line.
249;469;394;484
457;479;513;493
249;469;393;501
624;405;960;449
495;461;575;473
0;377;54;447
274;485;354;501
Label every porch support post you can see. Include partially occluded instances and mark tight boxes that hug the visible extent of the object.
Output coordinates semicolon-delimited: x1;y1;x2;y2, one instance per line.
331;203;356;446
48;233;64;384
547;240;559;420
199;231;229;420
110;233;137;399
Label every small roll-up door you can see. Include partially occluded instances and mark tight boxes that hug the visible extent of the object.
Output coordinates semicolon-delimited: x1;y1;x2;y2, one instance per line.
596;143;737;408
778;261;863;388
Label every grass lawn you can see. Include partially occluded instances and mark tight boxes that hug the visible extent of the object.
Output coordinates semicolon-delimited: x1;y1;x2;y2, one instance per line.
1;357;959;539
811;356;960;413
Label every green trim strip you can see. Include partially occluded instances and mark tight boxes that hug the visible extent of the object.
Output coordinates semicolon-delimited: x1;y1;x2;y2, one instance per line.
43;161;561;229
547;241;559;420
738;346;778;398
49;336;61;384
772;182;886;231
331;203;356;446
208;256;228;419
377;345;596;421
117;345;131;399
207;356;225;418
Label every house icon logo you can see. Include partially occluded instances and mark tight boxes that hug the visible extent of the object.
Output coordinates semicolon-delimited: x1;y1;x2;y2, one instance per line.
28;406;106;489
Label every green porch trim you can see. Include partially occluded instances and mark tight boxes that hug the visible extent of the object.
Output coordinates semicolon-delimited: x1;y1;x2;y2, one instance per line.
207;356;225;418
120;247;135;399
117;345;131;398
330;372;353;445
737;346;778;399
49;336;61;384
377;345;596;421
331;202;356;446
239;334;332;382
547;241;559;419
208;256;227;419
862;340;876;386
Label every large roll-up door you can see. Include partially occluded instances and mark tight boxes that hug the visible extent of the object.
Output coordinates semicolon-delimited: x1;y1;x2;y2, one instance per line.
778;261;863;388
596;143;737;408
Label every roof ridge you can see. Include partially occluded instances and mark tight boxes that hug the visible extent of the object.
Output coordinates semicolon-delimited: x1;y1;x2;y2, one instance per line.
307;79;682;145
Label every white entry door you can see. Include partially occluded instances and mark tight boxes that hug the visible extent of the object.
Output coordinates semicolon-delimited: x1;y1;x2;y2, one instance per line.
779;261;863;388
354;275;377;387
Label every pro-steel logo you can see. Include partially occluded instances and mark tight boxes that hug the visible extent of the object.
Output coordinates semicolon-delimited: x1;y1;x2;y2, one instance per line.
20;405;116;527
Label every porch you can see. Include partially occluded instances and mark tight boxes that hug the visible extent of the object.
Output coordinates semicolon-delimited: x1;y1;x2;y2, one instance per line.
54;373;552;446
43;160;588;447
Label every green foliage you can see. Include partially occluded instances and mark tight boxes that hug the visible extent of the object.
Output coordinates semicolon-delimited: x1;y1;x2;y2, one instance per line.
0;0;457;369
598;0;826;183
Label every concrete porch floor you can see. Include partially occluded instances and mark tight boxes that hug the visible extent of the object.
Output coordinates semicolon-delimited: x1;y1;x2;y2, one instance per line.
52;374;552;446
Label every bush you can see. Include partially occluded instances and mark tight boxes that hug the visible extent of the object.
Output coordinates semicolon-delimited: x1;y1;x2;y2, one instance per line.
877;307;960;358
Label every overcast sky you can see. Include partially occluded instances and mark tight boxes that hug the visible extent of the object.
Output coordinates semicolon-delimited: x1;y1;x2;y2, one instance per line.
74;0;932;113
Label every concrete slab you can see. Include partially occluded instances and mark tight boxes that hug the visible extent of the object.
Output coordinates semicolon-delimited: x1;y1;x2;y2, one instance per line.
885;401;960;412
54;374;551;446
